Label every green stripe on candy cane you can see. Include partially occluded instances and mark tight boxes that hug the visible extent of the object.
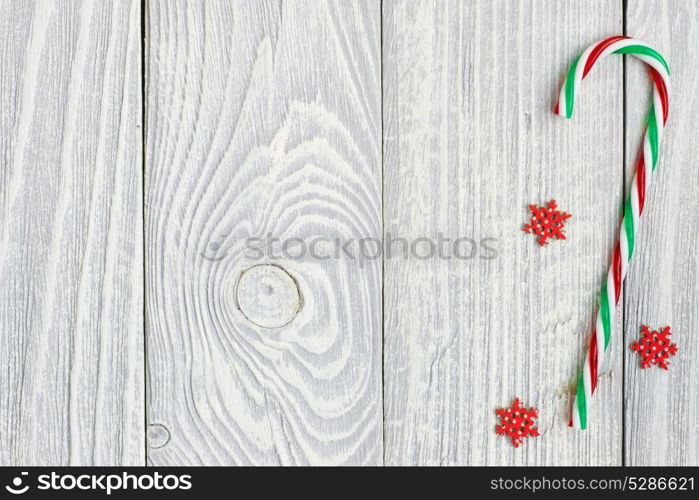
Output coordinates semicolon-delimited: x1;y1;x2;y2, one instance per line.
575;374;588;430
564;55;581;118
612;45;670;74
648;104;659;169
623;197;636;259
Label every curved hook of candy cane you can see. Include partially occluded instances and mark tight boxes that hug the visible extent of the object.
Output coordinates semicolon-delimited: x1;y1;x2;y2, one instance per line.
553;36;670;430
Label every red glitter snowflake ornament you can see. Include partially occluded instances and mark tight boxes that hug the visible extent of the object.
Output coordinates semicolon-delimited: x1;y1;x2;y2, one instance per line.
495;398;540;448
630;325;678;370
522;199;572;246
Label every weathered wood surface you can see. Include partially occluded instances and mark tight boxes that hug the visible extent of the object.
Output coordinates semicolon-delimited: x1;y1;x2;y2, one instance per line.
624;0;699;466
145;0;382;465
0;0;144;465
2;0;697;467
383;0;625;465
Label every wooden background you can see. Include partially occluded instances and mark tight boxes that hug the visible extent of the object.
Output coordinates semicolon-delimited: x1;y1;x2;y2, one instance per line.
0;0;696;466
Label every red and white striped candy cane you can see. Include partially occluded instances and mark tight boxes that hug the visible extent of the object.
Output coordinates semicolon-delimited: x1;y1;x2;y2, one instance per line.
554;36;670;429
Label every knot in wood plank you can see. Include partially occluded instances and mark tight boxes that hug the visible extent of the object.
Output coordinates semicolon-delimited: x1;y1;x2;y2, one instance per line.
236;265;300;328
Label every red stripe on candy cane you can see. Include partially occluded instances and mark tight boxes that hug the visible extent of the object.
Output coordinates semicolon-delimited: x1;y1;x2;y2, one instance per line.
650;67;670;123
589;333;599;393
636;156;647;214
612;247;622;304
582;36;629;78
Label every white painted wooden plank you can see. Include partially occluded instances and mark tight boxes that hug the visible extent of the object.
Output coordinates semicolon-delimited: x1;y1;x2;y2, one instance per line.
146;0;382;465
0;0;144;465
624;0;699;466
383;0;624;465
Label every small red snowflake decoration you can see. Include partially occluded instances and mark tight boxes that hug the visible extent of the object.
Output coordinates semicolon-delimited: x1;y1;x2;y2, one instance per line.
522;199;572;246
495;398;540;448
630;325;678;370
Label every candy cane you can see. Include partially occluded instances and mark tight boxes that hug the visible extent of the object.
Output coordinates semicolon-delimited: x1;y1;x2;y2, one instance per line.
554;36;670;430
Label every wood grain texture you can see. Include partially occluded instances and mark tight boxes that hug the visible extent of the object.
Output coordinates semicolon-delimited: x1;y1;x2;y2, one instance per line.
0;0;144;465
145;0;382;465
383;0;624;465
624;0;699;466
